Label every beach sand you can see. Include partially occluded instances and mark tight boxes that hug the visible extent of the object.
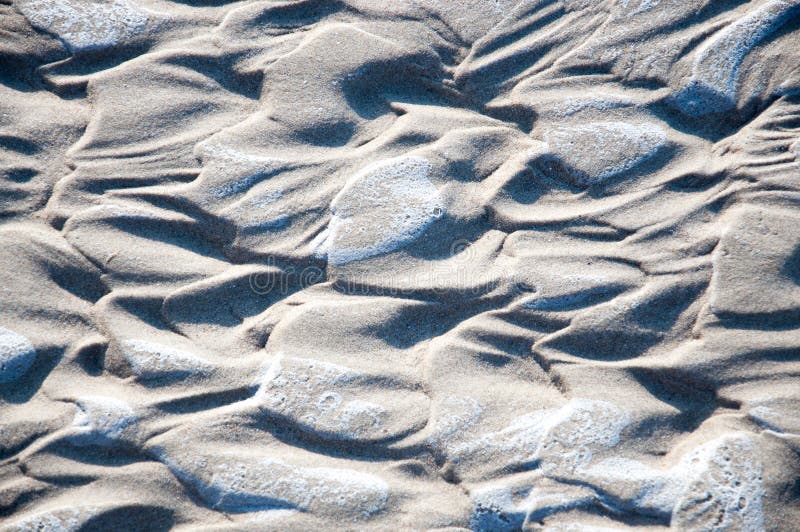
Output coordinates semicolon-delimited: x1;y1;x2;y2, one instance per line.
2;0;800;529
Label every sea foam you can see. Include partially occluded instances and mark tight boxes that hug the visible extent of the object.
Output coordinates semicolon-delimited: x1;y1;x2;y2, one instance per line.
313;155;444;265
0;326;36;384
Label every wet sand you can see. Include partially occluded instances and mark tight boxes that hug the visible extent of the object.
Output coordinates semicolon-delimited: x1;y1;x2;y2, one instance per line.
1;0;800;530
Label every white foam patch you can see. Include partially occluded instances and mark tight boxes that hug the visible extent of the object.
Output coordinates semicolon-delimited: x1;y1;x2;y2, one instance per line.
256;355;426;441
470;484;529;531
453;399;629;476
69;395;137;446
672;433;765;531
453;410;551;470
470;481;609;530
0;326;36;384
541;121;666;187
313;155;444;265
521;480;602;524
569;433;765;525
465;427;764;526
583;456;676;514
197;142;286;200
158;451;389;517
15;0;152;53
121;339;214;380
618;0;661;17
222;189;290;231
426;395;483;450
675;0;800;115
459;400;632;524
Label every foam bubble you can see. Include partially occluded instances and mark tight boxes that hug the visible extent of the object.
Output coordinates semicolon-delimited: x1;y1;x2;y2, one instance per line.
0;326;36;384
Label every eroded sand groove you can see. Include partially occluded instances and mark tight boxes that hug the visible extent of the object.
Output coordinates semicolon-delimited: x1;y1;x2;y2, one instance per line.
1;0;800;529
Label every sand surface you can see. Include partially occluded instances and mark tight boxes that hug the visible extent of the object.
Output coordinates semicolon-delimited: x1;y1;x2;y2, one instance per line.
2;0;800;530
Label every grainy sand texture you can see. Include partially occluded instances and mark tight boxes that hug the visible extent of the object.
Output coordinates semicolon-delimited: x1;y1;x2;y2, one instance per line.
2;0;800;530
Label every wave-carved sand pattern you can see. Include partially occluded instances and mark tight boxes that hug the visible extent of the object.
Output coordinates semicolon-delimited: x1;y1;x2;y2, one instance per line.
1;0;800;529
